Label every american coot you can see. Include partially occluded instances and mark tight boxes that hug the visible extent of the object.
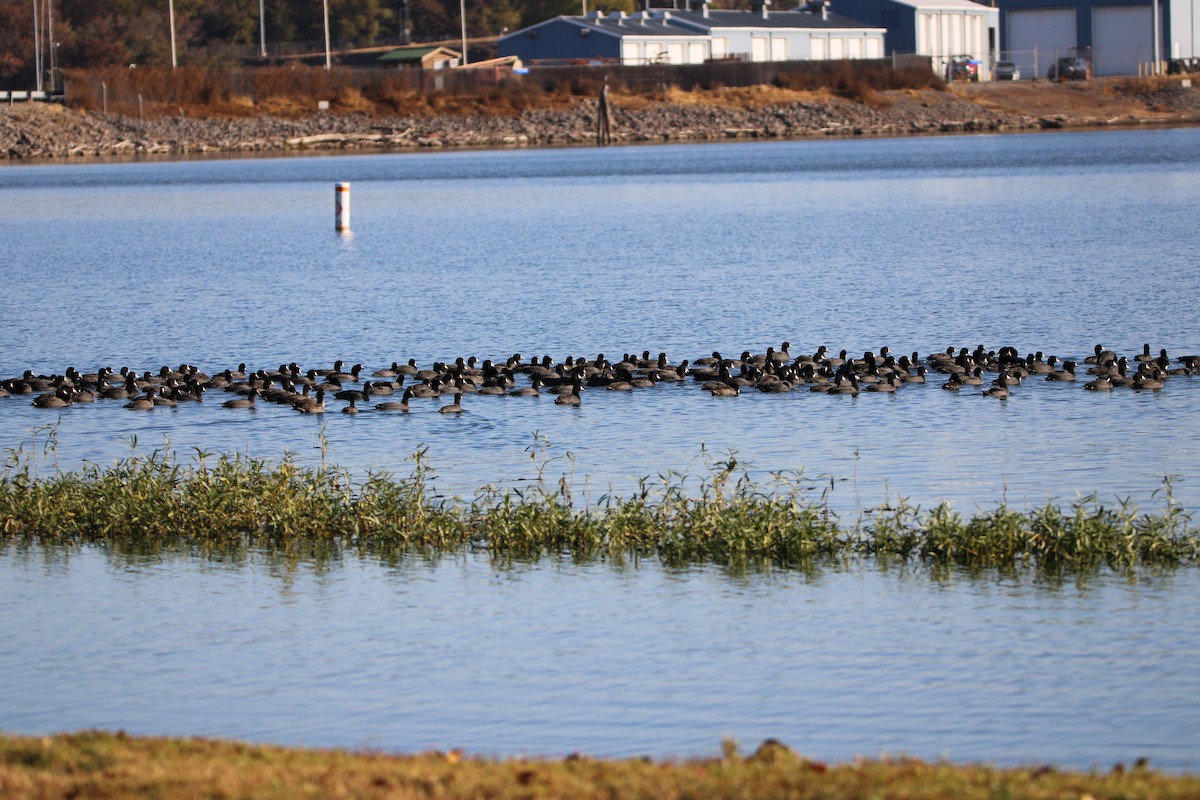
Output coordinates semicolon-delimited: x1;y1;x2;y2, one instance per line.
222;387;258;409
375;387;414;412
983;371;1010;398
126;389;158;410
294;389;326;414
555;377;582;406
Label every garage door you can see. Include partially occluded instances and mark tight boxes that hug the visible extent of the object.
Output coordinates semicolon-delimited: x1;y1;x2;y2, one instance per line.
1007;8;1075;79
751;36;768;61
1093;5;1152;76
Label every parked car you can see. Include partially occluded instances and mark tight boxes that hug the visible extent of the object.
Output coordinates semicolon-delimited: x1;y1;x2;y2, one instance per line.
994;60;1020;81
1167;57;1200;74
946;55;979;82
1048;56;1091;80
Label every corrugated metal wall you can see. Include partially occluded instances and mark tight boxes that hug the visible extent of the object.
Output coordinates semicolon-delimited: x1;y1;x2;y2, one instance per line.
502;20;622;62
1168;0;1198;58
833;0;920;54
997;0;1173;75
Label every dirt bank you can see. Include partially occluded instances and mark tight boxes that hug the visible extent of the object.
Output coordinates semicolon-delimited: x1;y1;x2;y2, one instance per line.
3;78;1198;160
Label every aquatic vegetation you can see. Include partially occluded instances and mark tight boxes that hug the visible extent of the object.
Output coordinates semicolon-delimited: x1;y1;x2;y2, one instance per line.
2;442;1196;574
1;731;1198;800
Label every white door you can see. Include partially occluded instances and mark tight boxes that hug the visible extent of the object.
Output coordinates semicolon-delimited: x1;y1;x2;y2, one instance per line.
771;37;788;61
622;41;642;64
865;37;881;58
1093;5;1152;76
829;37;845;59
1007;8;1075;79
688;41;707;64
751;36;768;61
710;37;727;58
848;37;862;58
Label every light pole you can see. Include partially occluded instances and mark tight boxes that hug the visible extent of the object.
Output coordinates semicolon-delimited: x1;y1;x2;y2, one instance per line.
323;0;332;70
259;0;267;57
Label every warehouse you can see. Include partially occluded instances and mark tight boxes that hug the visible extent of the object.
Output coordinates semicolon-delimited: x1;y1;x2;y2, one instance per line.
498;2;886;65
993;0;1193;77
833;0;999;79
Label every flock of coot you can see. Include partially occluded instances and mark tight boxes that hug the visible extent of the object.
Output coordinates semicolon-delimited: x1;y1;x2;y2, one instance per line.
3;342;1197;414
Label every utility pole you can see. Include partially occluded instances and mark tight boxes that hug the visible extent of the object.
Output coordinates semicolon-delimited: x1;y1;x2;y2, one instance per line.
168;0;177;67
32;0;43;92
45;0;55;92
397;0;409;44
460;0;469;65
1152;0;1161;74
323;0;332;69
259;0;267;57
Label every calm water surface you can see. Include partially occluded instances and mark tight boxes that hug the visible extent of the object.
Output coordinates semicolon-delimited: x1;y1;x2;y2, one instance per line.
2;130;1200;768
3;546;1199;771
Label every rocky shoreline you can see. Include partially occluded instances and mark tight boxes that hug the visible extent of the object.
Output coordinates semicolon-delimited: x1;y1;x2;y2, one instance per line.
3;84;1199;159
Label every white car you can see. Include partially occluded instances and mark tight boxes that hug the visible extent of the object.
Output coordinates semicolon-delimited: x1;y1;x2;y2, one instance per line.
994;60;1020;81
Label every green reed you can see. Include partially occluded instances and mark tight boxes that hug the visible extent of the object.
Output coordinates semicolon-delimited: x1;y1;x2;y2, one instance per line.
2;440;1197;573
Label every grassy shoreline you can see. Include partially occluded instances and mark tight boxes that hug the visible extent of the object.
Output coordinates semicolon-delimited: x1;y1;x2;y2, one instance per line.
2;731;1197;799
2;447;1196;573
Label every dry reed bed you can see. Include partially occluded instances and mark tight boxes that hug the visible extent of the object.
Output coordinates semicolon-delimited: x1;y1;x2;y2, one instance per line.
63;62;943;118
1;731;1197;800
2;446;1196;572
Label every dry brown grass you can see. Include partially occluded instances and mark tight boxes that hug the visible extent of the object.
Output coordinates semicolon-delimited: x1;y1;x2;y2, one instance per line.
631;84;835;109
62;63;945;120
1104;75;1178;96
2;731;1198;800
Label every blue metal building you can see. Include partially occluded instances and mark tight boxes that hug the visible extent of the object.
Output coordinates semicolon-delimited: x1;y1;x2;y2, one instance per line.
499;2;886;65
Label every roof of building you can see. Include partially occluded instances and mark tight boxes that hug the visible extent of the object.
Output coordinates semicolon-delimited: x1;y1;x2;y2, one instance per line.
454;55;523;70
863;0;993;9
502;8;883;42
669;9;884;30
378;45;460;63
564;14;706;38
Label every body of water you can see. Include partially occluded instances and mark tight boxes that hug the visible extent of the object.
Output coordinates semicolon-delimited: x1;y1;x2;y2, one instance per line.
2;129;1199;769
3;547;1199;771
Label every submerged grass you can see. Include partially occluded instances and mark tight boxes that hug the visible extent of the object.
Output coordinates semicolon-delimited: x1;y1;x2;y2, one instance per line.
1;731;1197;800
1;439;1197;573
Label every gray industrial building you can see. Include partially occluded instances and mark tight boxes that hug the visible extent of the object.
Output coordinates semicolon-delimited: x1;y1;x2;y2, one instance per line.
836;0;1195;77
499;2;887;65
988;0;1194;77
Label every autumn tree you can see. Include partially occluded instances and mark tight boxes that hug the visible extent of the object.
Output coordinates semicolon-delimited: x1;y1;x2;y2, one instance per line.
0;0;35;83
